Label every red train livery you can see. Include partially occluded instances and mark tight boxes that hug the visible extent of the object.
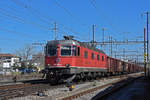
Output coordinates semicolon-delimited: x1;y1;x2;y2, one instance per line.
44;36;143;83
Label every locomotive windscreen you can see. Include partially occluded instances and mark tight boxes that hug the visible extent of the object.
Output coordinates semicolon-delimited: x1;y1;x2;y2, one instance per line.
60;46;71;56
46;45;57;56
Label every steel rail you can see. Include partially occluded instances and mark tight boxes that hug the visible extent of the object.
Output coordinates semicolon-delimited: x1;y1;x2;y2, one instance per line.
60;73;143;100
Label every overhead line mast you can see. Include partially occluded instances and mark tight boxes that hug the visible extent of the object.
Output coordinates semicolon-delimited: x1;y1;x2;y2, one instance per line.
54;22;57;40
146;12;150;76
92;24;95;45
102;28;105;44
142;12;150;76
51;21;58;40
144;27;146;76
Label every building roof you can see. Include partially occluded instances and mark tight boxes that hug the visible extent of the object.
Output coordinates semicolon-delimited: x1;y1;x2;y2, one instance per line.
0;54;18;57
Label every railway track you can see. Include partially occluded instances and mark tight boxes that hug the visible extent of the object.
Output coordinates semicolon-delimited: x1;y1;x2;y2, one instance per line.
0;73;143;100
0;74;43;84
0;80;64;100
60;73;143;100
91;76;142;100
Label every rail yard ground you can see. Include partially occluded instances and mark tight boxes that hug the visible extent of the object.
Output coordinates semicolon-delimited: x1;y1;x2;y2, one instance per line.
0;74;43;85
0;72;142;100
73;72;150;100
98;75;150;100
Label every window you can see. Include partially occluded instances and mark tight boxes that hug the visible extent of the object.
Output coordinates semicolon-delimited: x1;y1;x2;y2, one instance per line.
77;47;80;56
72;46;77;56
61;46;71;56
97;55;99;60
91;53;94;59
84;51;88;58
102;56;104;61
47;45;57;56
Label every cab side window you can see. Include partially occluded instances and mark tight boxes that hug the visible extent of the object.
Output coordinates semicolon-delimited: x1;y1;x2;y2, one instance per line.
91;53;94;59
84;51;88;58
102;56;104;61
77;47;80;56
97;54;99;60
72;46;77;56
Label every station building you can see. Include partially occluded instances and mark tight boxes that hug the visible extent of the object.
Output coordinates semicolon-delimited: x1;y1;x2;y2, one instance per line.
0;54;21;73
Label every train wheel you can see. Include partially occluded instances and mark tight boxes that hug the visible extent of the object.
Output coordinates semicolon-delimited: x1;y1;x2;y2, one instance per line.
97;72;101;79
92;72;97;80
73;74;80;82
95;72;99;79
87;72;92;81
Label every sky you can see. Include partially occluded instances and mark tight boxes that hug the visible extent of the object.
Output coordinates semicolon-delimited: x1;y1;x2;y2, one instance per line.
0;0;149;60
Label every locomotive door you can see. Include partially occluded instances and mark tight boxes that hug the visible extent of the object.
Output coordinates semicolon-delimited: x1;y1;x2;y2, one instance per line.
74;46;82;67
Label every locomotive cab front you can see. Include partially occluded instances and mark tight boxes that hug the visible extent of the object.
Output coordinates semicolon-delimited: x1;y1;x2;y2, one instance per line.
45;41;80;68
44;39;80;83
45;44;59;67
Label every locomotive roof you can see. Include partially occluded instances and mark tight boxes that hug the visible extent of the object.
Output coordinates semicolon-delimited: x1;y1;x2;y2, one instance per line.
47;39;105;54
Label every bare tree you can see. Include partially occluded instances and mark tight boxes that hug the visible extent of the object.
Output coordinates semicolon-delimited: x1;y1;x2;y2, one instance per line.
15;44;35;61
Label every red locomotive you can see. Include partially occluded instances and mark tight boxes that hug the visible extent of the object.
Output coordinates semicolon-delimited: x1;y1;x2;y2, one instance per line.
44;36;143;83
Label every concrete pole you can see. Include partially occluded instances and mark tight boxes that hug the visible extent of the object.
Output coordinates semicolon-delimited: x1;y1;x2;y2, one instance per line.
146;12;149;76
92;24;95;46
144;27;146;76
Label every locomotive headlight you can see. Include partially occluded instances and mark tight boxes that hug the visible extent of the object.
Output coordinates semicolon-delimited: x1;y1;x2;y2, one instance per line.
46;64;50;68
65;64;70;68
